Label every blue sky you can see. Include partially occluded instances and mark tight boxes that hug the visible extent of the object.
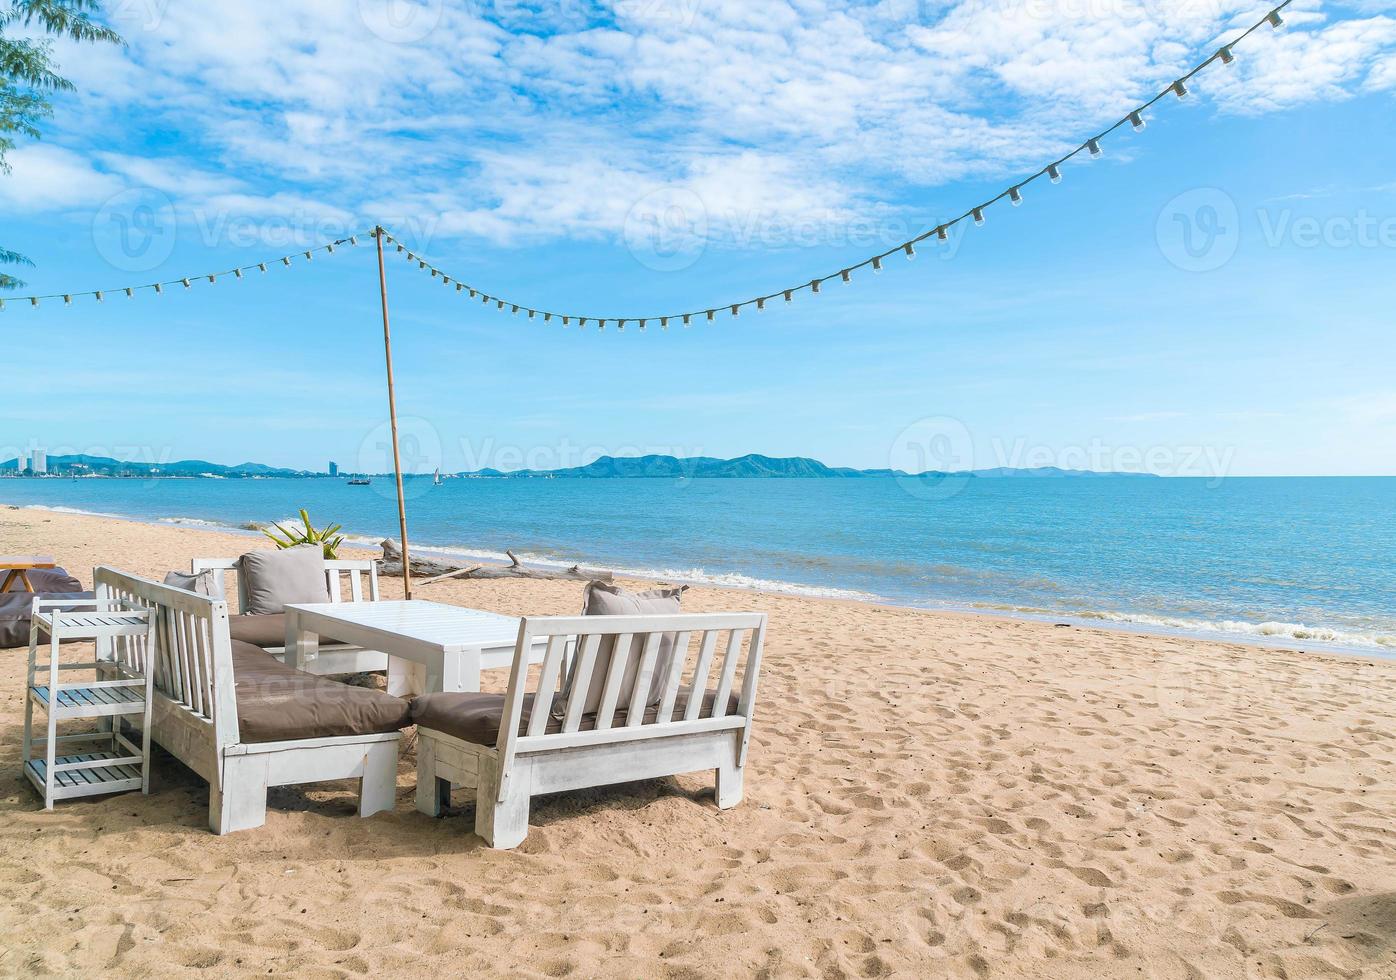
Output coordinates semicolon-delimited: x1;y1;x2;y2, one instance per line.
3;0;1395;476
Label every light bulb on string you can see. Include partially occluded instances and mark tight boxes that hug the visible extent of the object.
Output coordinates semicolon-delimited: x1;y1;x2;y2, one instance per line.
660;317;668;329
904;243;916;259
304;251;313;261
810;280;821;294
972;207;985;226
124;287;134;297
154;283;163;295
1129;110;1145;131
937;226;950;241
31;297;39;307
63;294;72;306
1087;138;1102;158
1008;187;1023;207
1267;10;1282;28
756;298;765;312
234;269;243;279
872;257;883;273
282;257;291;267
1219;45;1235;65
350;236;359;245
707;310;716;321
783;289;793;302
258;263;267;273
1172;80;1189;99
94;291;103;303
1048;164;1062;183
181;278;191;289
207;275;216;283
841;269;852;283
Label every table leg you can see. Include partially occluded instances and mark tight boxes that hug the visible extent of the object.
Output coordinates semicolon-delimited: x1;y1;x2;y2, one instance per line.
285;614;319;671
16;570;33;592
387;657;426;698
439;650;479;694
0;570;18;593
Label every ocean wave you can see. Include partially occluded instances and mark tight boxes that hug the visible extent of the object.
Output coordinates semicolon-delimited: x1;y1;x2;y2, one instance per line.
1076;610;1396;650
19;503;126;519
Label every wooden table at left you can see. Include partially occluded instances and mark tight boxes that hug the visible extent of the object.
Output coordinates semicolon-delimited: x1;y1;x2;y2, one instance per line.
0;556;57;593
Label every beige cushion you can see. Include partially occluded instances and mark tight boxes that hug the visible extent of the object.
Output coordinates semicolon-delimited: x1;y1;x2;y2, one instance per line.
238;546;329;615
557;581;687;716
230;640;410;743
228;613;287;650
411;689;736;747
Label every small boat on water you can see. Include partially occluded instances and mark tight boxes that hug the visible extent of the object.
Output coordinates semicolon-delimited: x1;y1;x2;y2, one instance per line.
347;478;371;486
433;468;443;486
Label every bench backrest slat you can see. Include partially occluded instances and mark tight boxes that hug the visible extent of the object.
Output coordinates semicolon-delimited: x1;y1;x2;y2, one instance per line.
94;566;239;748
495;613;767;767
191;557;380;613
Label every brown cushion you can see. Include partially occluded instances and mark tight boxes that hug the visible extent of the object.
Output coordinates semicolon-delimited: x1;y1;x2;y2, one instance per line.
23;567;83;593
238;546;329;615
0;592;92;648
410;688;737;747
230;639;411;743
558;581;688;716
228;613;287;649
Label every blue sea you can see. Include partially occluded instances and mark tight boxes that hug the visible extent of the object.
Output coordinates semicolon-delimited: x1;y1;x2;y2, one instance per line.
2;475;1393;655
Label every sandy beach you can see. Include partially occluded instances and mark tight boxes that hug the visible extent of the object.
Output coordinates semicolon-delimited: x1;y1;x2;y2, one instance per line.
0;506;1392;978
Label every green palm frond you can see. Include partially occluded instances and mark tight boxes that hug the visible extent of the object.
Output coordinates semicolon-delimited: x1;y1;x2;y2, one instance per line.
259;509;346;559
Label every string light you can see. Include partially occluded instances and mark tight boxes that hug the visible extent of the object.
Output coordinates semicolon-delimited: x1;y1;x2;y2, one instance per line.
11;2;1293;326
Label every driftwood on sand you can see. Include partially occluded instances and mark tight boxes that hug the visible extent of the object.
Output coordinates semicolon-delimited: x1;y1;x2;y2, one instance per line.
379;539;612;585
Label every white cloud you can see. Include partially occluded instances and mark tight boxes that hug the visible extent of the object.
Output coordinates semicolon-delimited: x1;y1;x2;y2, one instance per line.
16;0;1396;250
0;144;123;210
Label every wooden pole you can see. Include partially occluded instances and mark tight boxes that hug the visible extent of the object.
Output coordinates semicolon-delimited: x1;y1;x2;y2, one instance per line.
375;226;413;600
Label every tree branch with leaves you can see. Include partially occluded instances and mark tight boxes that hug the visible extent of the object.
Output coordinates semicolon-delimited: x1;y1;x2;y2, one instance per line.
0;0;122;289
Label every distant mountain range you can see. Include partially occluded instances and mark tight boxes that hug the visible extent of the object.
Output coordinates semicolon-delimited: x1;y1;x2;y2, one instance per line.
2;452;1159;480
461;454;1158;479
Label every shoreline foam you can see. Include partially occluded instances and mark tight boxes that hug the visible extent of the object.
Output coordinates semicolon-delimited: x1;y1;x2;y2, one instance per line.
11;500;1394;660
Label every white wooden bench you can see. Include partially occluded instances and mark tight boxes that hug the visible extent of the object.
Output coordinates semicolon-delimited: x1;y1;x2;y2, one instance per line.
191;557;390;676
94;567;402;834
415;611;767;849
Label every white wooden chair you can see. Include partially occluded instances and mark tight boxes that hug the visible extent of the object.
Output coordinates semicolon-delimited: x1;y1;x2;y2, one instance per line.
190;557;388;675
94;567;402;834
415;612;767;849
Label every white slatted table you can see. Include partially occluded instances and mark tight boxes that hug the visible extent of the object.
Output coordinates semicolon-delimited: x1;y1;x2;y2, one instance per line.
283;601;549;697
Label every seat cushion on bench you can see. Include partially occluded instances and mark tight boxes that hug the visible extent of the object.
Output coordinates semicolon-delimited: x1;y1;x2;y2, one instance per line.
231;639;411;743
410;689;739;747
229;613;287;649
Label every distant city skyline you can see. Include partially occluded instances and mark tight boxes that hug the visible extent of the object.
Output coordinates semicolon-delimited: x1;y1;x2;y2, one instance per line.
3;3;1394;477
